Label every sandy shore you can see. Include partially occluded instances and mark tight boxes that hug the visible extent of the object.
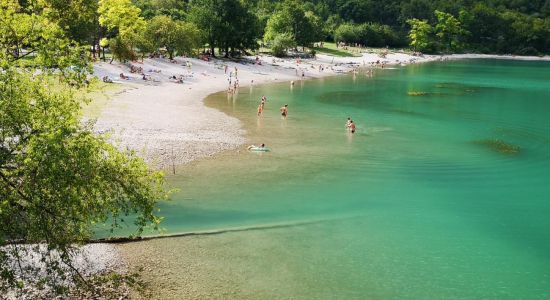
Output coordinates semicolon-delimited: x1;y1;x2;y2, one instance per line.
90;51;452;170
91;52;550;170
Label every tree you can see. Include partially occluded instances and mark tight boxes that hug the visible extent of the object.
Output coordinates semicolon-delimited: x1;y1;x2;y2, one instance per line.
1;0;167;296
188;0;261;57
98;0;146;61
264;0;321;48
134;0;187;20
434;10;468;52
188;0;219;56
407;18;433;52
338;0;373;24
270;33;296;57
217;0;261;56
38;0;99;45
399;0;433;24
0;0;88;79
334;23;360;44
144;16;201;59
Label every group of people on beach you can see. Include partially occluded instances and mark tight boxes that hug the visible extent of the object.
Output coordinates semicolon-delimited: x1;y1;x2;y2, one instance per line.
227;66;240;94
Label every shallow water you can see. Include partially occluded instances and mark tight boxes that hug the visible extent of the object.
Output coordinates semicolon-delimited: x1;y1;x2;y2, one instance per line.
135;60;550;299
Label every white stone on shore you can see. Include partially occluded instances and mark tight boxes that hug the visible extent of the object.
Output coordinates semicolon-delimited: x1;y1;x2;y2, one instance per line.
3;243;123;299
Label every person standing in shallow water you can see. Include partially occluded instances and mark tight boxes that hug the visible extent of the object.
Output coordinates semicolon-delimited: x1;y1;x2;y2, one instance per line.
257;104;263;116
349;120;356;133
261;96;266;109
280;104;288;118
346;117;352;129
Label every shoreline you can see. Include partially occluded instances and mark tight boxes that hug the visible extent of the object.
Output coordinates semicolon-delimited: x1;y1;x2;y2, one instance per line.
87;52;453;170
85;52;549;298
91;52;550;171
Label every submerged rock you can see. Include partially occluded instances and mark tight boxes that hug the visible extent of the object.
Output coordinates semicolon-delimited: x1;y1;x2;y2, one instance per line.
473;139;521;154
407;91;428;96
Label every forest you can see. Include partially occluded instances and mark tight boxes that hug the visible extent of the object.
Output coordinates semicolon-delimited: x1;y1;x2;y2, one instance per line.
4;0;550;62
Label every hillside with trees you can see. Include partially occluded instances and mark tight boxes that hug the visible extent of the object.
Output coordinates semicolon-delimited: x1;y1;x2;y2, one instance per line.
6;0;550;62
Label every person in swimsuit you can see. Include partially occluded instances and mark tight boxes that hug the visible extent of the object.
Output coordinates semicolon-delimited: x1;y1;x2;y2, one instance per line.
257;104;263;116
261;96;266;108
349;120;356;133
280;104;288;118
346;117;352;129
247;143;266;150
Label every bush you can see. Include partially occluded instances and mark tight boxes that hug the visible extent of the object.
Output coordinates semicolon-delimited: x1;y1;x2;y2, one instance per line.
515;46;540;56
334;23;360;44
270;33;296;57
334;23;403;48
109;37;137;62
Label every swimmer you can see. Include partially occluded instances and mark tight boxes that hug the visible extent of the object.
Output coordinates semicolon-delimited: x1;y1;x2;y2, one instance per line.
349;120;356;133
257;104;263;116
247;143;266;150
346;117;352;129
280;104;288;118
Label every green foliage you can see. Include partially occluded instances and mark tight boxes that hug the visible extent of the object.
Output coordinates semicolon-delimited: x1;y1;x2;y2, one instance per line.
313;42;357;57
134;0;187;20
98;0;146;61
407;18;433;52
334;23;359;44
434;10;468;52
334;23;402;47
109;36;137;62
0;0;90;77
38;0;99;44
189;0;261;57
270;33;296;57
144;16;201;59
6;0;550;56
264;0;322;48
1;0;167;295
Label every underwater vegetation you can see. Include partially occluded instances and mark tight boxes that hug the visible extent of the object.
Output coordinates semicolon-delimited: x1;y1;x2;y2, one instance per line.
473;139;521;154
407;91;428;96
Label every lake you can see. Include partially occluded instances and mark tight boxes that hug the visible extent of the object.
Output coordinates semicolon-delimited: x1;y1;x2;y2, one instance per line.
141;59;550;299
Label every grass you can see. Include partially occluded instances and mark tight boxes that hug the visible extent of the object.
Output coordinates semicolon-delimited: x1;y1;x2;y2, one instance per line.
80;78;123;119
313;42;414;58
313;42;360;57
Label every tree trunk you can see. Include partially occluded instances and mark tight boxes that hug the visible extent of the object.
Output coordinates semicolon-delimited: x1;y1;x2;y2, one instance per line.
91;42;96;60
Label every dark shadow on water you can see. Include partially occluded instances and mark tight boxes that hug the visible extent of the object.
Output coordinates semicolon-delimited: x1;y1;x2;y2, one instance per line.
94;215;363;244
472;139;521;155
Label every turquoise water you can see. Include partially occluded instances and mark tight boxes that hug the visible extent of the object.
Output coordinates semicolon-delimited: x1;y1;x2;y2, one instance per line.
148;60;550;298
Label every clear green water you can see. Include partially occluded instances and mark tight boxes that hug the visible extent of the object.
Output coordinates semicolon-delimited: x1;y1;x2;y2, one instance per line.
146;60;550;298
